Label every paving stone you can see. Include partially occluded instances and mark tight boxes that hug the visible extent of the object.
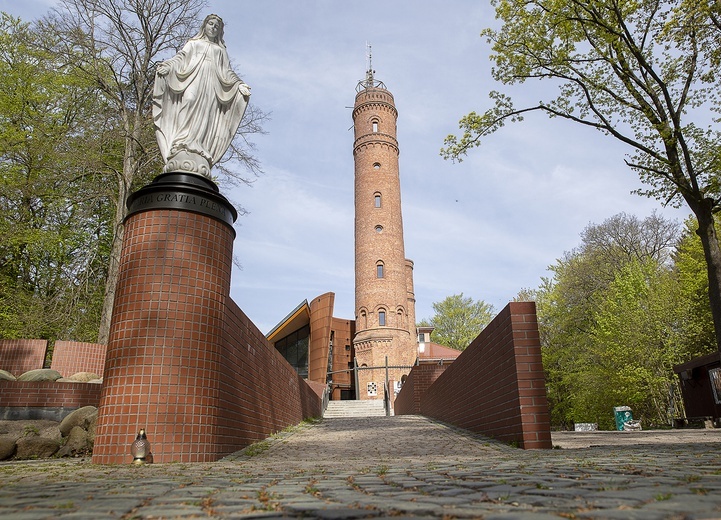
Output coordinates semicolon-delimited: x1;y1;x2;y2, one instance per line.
574;509;673;519
0;416;719;519
297;506;377;519
477;513;567;520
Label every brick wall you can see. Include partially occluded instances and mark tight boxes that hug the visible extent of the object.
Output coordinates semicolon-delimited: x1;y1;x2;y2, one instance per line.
212;301;324;455
0;381;101;408
418;302;552;449
305;379;329;401
0;304;323;443
394;363;448;415
0;339;48;376
50;341;106;378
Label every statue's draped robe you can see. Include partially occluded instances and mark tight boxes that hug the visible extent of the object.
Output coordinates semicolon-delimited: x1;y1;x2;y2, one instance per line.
153;38;248;171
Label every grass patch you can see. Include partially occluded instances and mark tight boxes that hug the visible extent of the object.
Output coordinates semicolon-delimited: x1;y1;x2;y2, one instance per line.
23;425;39;437
243;440;272;457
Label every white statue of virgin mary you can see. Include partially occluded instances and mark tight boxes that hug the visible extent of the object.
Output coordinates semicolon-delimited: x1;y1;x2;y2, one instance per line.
153;14;251;177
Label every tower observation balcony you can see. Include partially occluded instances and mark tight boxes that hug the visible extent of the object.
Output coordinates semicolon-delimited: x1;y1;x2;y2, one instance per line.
356;69;387;92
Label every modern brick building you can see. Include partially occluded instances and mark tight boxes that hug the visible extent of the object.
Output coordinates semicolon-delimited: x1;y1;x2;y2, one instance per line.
267;293;356;401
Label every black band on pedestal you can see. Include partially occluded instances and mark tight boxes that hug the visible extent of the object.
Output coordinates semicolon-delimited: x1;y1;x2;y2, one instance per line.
126;172;238;228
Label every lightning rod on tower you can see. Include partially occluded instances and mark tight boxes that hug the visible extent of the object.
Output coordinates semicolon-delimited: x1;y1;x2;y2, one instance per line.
365;42;374;86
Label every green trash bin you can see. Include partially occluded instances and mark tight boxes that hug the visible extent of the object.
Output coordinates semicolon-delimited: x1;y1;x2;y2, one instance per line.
613;406;633;431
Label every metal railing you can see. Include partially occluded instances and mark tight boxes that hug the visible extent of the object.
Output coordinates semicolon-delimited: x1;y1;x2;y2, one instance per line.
326;357;416;409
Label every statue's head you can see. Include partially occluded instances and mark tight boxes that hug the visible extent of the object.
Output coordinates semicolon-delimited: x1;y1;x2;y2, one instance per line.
195;14;225;46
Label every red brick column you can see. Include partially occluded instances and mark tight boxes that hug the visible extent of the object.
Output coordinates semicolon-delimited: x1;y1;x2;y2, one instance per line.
92;173;236;464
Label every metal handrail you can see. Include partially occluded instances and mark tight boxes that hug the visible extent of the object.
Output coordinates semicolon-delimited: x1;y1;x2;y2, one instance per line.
322;384;330;414
383;381;390;416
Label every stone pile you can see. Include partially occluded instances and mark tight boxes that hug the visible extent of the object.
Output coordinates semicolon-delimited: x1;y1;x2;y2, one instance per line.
0;368;102;383
0;406;98;461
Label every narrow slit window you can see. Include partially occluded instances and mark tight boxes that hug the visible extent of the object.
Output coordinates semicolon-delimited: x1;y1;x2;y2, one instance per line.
372;121;378;132
378;310;386;326
374;194;381;208
376;262;384;278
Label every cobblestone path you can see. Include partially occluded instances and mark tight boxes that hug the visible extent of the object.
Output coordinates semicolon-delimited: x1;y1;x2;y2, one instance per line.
1;415;721;519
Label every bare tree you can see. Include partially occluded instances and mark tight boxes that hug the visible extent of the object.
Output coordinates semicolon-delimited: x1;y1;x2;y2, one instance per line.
43;0;266;343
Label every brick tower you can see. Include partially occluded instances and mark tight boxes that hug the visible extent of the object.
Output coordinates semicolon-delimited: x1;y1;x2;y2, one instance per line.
352;66;417;405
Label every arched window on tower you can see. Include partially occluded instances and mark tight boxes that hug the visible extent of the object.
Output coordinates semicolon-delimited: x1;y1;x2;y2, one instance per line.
376;261;384;278
372;120;379;132
359;309;367;329
374;193;381;208
378;309;386;326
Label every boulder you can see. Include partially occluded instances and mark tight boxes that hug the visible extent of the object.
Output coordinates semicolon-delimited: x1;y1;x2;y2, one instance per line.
86;415;97;444
17;369;62;382
0;437;15;460
13;422;62;460
0;420;58;441
38;423;62;442
59;406;98;437
0;420;65;460
0;369;16;381
15;435;60;459
56;426;90;457
68;372;101;382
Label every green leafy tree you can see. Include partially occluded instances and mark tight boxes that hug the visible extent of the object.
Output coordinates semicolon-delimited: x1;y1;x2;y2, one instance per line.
583;259;683;428
0;13;111;342
442;0;721;355
534;213;687;428
418;293;495;351
672;217;718;358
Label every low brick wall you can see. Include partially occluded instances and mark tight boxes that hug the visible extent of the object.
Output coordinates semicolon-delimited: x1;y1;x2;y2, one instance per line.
0;381;101;420
0;339;48;375
412;302;552;449
394;364;448;415
211;301;325;455
50;341;106;378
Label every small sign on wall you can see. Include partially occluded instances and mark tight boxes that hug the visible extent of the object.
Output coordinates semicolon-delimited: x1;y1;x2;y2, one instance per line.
367;382;377;397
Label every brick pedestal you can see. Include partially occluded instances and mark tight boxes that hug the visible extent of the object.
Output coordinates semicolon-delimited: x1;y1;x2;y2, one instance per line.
92;173;237;464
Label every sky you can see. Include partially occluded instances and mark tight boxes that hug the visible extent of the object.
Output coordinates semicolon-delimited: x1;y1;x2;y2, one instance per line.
3;0;691;334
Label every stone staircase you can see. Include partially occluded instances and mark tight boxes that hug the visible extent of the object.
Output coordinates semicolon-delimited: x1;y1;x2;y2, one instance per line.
323;399;390;418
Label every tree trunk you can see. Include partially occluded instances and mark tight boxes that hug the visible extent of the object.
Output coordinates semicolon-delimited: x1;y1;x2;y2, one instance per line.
692;199;721;355
97;174;130;344
97;220;124;345
97;130;136;345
